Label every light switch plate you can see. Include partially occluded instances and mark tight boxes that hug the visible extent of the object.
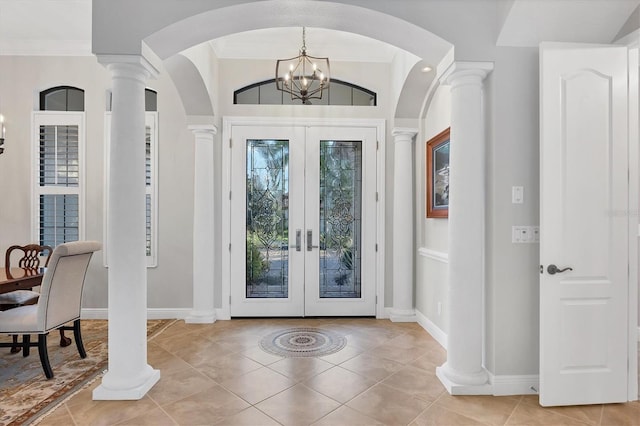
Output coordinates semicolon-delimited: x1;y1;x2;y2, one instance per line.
512;186;524;204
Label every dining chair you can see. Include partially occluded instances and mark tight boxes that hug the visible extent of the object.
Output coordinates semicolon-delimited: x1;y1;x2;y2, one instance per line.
0;244;53;352
0;241;101;379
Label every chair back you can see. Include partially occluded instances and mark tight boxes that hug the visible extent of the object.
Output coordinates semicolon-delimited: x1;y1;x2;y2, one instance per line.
36;241;102;331
5;244;53;279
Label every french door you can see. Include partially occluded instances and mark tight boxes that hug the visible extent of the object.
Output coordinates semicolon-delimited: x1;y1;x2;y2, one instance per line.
229;125;377;317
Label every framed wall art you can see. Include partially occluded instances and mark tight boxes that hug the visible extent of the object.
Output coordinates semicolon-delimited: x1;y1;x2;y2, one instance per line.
426;127;450;218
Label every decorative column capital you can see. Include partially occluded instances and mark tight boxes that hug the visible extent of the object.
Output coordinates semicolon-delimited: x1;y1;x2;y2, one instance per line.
440;61;494;88
97;54;160;81
391;127;418;144
188;124;218;138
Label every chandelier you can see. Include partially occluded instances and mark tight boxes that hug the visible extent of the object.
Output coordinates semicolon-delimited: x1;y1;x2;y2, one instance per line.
275;27;330;104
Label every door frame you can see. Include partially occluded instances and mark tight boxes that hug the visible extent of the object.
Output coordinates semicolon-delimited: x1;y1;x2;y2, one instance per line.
221;116;386;319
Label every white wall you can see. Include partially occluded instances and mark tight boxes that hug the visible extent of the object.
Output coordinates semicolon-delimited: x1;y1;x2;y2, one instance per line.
0;55;195;311
415;84;451;336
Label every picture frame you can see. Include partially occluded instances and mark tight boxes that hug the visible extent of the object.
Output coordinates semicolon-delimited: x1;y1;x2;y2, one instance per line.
426;127;450;218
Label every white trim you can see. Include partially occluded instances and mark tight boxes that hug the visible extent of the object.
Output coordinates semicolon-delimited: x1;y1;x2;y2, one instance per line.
222;116;386;318
81;308;192;320
418;247;449;263
489;373;539;396
415;309;448;349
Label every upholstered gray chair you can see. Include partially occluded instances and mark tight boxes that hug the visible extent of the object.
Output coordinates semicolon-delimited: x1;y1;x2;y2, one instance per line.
0;241;101;379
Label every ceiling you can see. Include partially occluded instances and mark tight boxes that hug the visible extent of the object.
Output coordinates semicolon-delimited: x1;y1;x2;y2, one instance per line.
0;0;637;58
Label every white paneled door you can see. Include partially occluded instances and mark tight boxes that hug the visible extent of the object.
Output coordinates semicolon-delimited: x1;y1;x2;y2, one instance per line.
539;42;632;406
229;125;377;317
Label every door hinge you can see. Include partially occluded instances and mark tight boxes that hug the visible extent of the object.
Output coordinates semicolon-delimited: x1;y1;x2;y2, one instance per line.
229;191;232;200
376;140;379;150
229;138;232;148
376;192;379;202
376;295;378;305
228;243;231;251
229;295;231;305
375;243;378;252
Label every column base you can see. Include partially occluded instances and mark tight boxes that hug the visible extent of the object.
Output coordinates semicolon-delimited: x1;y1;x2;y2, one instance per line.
93;367;160;400
436;363;492;395
389;308;417;322
185;310;216;324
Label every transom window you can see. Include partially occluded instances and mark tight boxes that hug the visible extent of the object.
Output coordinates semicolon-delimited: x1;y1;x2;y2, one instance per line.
234;78;376;106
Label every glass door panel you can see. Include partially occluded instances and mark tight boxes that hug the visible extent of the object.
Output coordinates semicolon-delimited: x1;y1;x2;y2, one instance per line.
230;126;305;317
246;140;289;298
319;140;362;298
304;127;377;317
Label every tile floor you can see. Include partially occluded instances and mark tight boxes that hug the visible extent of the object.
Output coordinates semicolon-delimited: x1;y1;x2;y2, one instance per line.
38;318;640;425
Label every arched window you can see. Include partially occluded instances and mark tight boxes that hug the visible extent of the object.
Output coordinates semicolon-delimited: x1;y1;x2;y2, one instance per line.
234;78;376;106
34;86;85;248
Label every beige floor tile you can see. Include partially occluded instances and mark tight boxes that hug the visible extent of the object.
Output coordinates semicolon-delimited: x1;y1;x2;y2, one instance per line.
343;330;393;350
435;393;520;426
370;341;429;364
255;384;341;426
386;331;441;350
268;356;334;382
520;395;603;425
164;336;237;366
506;400;592;425
347;383;431;425
304;366;376;403
147;367;217;406
318;344;363;365
410;404;486;426
214;407;282;425
241;346;285;365
410;352;441;373
340;352;404;382
66;396;160;426
37;404;75;426
161;384;250;425
312;405;384;425
115;406;178;425
220;366;296;404
147;343;194;374
600;401;640;426
194;352;264;382
381;365;446;402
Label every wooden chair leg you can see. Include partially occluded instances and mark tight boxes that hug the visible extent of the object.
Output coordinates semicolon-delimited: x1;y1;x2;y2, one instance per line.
23;334;31;357
37;334;54;379
10;335;21;354
73;320;86;358
59;328;71;347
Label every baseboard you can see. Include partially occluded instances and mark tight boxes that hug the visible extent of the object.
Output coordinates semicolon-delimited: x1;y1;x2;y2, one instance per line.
81;308;192;320
415;309;448;349
489;373;539;396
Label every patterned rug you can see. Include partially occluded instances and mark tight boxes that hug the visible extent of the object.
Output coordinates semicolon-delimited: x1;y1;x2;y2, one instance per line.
0;319;173;426
259;328;346;357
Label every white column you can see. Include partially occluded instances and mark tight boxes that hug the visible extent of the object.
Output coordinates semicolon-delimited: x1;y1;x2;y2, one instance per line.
436;61;493;395
186;125;217;323
390;128;418;322
93;55;160;400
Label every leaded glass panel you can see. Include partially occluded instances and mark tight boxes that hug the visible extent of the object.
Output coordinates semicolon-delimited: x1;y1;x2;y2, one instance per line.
319;140;362;298
246;140;290;298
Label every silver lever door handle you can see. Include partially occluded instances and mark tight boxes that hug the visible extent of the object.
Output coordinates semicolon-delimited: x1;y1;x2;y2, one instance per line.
289;229;301;251
307;230;319;251
547;264;573;275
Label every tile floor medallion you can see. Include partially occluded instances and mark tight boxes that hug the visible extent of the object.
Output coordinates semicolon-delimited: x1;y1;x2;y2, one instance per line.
259;328;346;357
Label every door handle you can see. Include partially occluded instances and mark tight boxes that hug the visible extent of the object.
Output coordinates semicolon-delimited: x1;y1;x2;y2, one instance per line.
547;264;573;275
289;229;301;251
307;230;319;251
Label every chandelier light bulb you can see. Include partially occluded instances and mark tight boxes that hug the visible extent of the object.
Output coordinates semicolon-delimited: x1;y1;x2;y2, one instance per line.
320;73;325;81
313;63;317;71
289;64;294;71
303;77;308;87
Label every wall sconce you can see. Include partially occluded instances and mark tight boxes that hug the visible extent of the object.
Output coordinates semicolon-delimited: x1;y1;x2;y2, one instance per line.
0;115;5;154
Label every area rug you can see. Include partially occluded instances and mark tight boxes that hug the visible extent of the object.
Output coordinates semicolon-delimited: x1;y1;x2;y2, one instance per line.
259;328;346;357
0;319;173;426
